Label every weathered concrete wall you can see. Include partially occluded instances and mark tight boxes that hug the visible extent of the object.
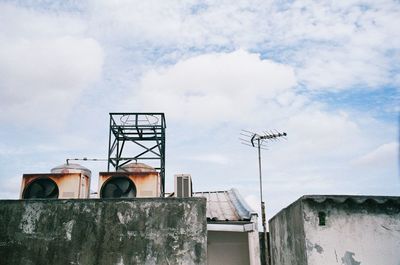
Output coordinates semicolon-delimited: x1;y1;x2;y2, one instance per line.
302;196;400;265
0;198;207;265
268;200;307;265
269;195;400;265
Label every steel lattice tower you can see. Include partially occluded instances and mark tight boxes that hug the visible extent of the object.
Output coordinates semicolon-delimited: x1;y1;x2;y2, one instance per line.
107;113;166;196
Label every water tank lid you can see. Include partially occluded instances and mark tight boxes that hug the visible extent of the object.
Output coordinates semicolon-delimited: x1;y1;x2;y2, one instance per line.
51;163;92;175
118;162;157;173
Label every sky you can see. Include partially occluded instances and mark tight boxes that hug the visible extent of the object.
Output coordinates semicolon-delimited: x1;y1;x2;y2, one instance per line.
0;0;399;220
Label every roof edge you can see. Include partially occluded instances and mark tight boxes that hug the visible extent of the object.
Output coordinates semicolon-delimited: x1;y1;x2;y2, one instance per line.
228;188;258;220
269;194;400;223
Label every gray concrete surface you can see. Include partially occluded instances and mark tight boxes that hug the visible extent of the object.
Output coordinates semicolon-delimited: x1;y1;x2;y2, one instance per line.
269;195;400;265
268;198;307;265
0;198;207;265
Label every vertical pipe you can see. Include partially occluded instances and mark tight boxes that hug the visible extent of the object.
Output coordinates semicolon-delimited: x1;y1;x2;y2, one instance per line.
78;173;82;198
258;138;263;211
161;127;166;197
116;133;120;170
258;138;268;265
107;114;112;172
257;138;266;233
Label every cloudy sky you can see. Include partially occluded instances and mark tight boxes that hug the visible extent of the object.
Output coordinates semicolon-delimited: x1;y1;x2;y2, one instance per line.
0;0;399;219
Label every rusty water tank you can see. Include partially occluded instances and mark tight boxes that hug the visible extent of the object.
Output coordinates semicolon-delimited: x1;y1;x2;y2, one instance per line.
117;162;157;173
99;162;160;198
51;163;92;178
21;163;92;199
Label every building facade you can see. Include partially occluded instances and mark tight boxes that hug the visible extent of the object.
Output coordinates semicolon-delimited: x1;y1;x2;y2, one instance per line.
269;195;400;265
0;198;207;265
195;189;261;265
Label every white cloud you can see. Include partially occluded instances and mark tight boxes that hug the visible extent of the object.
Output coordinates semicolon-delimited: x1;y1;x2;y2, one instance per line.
132;49;399;218
352;142;399;168
135;50;296;125
0;3;86;39
134;49;395;176
268;1;400;90
185;153;230;165
283;110;363;158
0;3;104;126
297;46;391;90
84;0;400;91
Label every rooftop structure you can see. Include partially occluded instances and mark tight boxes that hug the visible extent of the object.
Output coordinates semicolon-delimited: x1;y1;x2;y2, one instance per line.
194;189;261;265
269;195;400;265
107;113;166;195
194;189;256;222
0;197;207;265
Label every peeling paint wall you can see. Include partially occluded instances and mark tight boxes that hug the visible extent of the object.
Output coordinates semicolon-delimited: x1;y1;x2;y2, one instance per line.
268;200;307;265
302;198;400;265
0;198;207;265
269;196;400;265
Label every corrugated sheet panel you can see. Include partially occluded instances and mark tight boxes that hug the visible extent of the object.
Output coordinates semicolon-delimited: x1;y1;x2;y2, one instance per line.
194;189;256;221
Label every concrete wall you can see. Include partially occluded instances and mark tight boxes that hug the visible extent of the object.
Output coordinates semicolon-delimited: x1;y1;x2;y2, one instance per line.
302;197;400;265
269;195;400;265
208;231;250;265
268;200;307;265
0;198;207;265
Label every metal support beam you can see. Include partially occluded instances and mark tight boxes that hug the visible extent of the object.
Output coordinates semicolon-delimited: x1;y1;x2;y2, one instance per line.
107;113;166;196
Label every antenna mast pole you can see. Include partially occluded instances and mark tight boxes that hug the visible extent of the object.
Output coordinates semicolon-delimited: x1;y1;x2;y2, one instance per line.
257;138;267;236
241;130;287;265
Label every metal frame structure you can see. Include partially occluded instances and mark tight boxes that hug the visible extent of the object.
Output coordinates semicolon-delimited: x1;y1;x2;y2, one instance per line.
107;113;166;196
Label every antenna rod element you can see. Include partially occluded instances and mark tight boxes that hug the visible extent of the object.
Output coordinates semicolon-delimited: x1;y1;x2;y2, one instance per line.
251;132;287;146
239;129;287;265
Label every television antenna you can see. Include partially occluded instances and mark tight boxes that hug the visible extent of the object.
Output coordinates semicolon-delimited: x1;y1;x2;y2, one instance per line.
240;129;287;264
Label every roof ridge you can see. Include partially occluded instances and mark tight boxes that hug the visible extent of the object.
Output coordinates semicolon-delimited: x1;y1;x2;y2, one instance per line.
227;189;256;220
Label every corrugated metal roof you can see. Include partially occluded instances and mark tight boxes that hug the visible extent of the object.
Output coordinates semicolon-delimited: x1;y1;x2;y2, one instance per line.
194;189;256;222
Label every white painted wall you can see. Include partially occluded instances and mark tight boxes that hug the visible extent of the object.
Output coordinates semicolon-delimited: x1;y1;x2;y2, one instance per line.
248;228;261;265
303;204;400;265
208;231;250;265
